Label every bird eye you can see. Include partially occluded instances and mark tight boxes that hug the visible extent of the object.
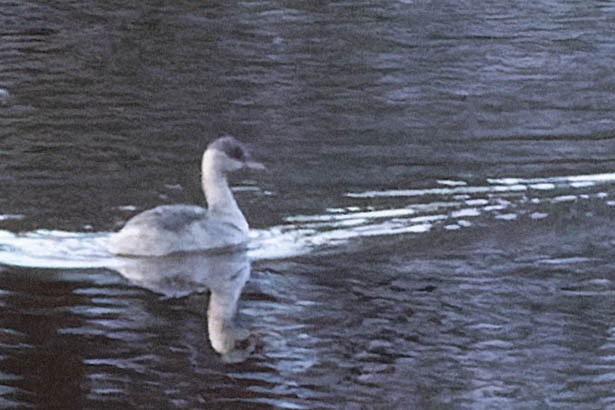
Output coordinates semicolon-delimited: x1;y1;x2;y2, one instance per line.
228;146;245;161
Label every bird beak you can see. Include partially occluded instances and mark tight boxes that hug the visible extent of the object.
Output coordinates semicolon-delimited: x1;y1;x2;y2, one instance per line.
244;160;266;171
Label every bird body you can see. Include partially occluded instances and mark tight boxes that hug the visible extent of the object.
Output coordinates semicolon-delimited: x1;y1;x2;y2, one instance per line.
108;136;262;256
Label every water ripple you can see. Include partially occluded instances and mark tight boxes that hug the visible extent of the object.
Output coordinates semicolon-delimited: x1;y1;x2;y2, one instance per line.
0;171;613;269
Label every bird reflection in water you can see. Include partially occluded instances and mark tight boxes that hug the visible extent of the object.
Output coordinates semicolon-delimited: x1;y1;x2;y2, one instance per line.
114;248;255;363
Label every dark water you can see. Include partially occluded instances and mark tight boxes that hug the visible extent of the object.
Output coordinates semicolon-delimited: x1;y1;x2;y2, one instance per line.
2;1;615;408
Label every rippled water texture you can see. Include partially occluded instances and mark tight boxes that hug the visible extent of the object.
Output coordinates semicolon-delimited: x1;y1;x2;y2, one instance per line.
2;1;615;409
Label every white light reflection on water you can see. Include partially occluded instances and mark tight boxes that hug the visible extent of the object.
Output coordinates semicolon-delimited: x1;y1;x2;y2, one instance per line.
0;171;613;270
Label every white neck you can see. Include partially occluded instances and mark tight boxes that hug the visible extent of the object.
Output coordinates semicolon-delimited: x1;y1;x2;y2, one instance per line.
201;151;248;228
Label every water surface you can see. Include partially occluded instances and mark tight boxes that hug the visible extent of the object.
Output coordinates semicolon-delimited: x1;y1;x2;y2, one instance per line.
2;0;615;408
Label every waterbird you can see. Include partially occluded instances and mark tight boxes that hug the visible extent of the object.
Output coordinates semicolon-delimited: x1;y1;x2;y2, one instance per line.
108;136;265;256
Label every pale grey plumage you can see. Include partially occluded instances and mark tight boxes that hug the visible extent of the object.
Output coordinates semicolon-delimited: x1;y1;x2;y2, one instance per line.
108;136;263;256
124;205;207;232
